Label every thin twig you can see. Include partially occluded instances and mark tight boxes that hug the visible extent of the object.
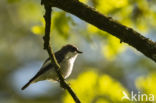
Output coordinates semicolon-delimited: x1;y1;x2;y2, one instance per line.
41;1;81;103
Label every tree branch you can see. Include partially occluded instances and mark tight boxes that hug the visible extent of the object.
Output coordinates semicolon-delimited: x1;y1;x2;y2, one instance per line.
41;1;81;103
44;0;156;62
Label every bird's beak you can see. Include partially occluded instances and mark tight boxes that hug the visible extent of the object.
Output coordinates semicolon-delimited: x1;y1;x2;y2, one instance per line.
77;50;83;54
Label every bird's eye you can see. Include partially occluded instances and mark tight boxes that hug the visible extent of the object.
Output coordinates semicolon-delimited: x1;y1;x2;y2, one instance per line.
71;48;76;52
72;50;76;53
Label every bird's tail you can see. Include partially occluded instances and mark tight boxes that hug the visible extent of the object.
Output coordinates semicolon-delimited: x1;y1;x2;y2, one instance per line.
21;70;42;90
21;78;35;90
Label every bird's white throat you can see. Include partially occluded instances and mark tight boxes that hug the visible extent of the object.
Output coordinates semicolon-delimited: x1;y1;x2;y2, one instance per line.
68;54;78;64
62;53;78;78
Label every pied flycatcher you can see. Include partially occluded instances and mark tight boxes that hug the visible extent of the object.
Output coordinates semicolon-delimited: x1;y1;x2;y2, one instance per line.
21;44;82;90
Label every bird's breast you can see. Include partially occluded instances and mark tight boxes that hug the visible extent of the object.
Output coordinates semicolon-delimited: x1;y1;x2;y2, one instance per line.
60;55;77;78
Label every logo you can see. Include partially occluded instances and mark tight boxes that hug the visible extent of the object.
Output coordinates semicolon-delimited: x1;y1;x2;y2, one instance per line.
122;91;155;101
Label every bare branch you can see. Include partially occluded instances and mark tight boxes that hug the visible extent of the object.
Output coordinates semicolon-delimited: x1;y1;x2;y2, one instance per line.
41;1;81;103
45;0;156;62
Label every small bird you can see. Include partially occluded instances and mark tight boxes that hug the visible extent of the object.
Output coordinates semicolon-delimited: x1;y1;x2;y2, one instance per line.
21;44;82;90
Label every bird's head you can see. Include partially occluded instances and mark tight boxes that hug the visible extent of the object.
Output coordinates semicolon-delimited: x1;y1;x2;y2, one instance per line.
60;44;82;59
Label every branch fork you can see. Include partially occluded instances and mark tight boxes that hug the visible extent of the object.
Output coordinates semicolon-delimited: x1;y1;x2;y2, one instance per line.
41;0;81;103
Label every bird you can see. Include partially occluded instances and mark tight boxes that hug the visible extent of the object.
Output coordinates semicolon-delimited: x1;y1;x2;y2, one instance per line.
21;44;82;90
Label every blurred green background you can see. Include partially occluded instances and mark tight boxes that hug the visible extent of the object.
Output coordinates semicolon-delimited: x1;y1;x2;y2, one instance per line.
1;0;156;103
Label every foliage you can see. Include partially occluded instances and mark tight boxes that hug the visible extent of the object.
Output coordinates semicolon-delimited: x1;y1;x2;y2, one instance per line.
0;0;156;103
136;73;156;97
63;70;129;103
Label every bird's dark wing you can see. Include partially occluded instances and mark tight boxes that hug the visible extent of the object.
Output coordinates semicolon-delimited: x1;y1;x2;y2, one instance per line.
21;58;52;90
30;52;63;82
21;52;63;90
